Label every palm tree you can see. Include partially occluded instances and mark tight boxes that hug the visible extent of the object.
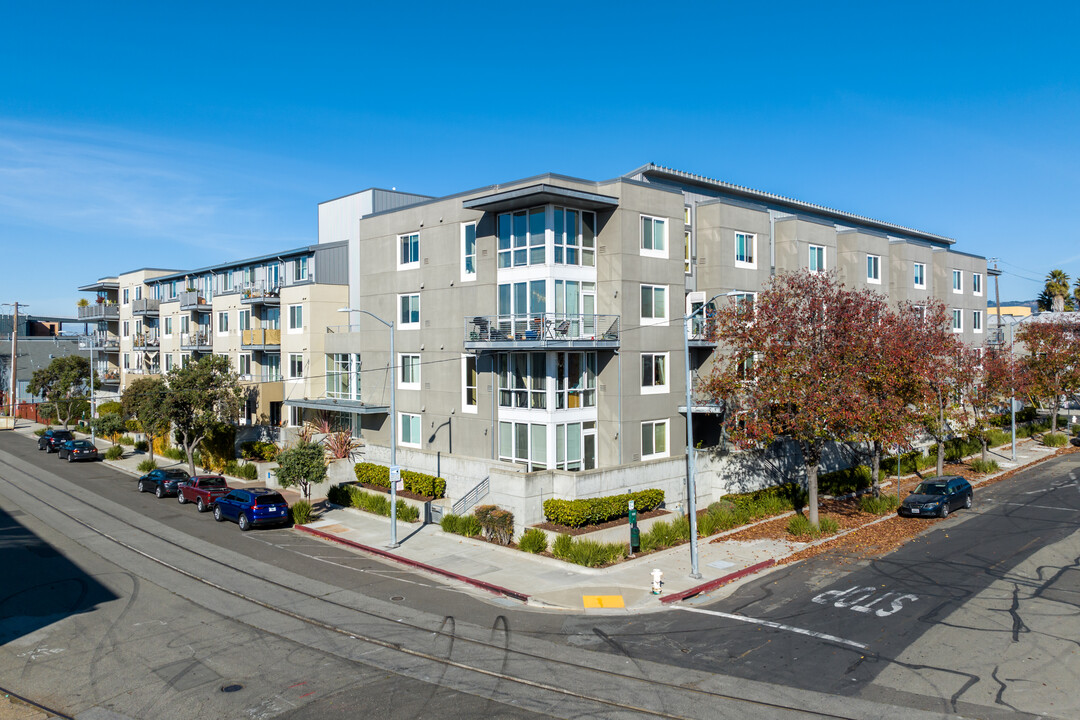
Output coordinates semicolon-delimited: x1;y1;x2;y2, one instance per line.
1045;269;1072;312
1074;277;1080;309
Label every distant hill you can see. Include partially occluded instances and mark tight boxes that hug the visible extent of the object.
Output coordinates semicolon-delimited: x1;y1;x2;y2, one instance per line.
988;299;1039;311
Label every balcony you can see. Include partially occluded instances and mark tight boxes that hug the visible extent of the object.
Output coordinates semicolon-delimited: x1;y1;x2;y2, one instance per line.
92;332;120;351
101;370;120;385
180;291;211;312
241;327;281;350
78;304;119;321
133;330;160;349
180;331;212;352
687;316;718;347
127;364;160;376
132;298;160;316
464;314;620;350
241;282;280;306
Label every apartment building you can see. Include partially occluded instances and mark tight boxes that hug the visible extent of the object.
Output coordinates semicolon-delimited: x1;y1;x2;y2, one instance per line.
314;165;988;484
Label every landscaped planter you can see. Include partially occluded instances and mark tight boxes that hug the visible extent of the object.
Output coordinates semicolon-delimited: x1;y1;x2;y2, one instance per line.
531;509;672;545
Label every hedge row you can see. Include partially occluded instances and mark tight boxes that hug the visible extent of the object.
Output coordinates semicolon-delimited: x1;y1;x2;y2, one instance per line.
353;462;446;499
542;488;664;528
327;482;420;522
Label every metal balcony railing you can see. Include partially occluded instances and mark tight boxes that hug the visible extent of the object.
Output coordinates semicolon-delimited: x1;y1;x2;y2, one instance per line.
132;298;160;316
241;282;281;304
180;331;212;349
687;316;718;346
241;328;281;347
179;290;210;310
464;313;620;349
133;330;160;348
92;332;120;350
78;304;119;320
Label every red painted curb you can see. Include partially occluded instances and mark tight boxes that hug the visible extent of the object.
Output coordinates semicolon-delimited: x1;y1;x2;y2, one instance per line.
294;524;530;603
659;559;777;604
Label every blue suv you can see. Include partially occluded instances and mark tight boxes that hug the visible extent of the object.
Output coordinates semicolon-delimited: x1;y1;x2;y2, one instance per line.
213;488;290;531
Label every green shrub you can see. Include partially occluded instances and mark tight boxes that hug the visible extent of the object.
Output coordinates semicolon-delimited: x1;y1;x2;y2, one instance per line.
818;465;878;496
136;458;158;472
440;513;482;537
970;459;999;474
199;423;236;473
542;488;665;528
721;483;806;519
787;514;840;537
104;445;124;460
161;447;186;461
327;483;350;506
289;500;313;525
1072;423;1080;437
985;429;1011;448
1043;432;1068;447
118;435;135;446
236;462;258;480
518;528;548;554
134;440;149;452
552;533;573;558
819;516;840;534
1016;424;1034;439
344;485;420;522
97;401;122;416
707;500;736;515
34;428;47;437
474;505;514;545
241;441;280;462
640;518;690;552
353;462;446;498
859;494;899;515
699;506;749;536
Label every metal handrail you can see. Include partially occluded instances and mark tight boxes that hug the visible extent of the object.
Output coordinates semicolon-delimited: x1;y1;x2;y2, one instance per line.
464;313;619;343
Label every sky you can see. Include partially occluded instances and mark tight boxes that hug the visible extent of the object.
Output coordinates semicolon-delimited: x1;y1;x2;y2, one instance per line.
2;1;1079;317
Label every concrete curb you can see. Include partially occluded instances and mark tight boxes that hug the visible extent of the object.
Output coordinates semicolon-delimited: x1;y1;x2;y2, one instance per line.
294;524;531;603
660;560;777;604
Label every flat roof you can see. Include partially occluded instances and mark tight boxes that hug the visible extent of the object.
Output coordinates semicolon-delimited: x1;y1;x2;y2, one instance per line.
463;183;620;213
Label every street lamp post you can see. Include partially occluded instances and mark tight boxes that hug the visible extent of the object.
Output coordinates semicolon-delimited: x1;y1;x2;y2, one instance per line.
683;291;739;579
339;307;399;548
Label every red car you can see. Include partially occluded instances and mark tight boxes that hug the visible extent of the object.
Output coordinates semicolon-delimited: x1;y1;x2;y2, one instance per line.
178;475;231;513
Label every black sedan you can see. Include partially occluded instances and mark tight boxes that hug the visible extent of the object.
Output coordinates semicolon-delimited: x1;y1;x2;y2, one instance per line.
898;476;973;518
58;439;100;462
138;468;191;498
38;429;74;453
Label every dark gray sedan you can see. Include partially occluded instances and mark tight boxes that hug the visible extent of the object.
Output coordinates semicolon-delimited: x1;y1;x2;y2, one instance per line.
898;476;973;518
58;439;100;462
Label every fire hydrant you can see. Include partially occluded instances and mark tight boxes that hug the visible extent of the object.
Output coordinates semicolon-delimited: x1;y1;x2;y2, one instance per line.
651;568;664;595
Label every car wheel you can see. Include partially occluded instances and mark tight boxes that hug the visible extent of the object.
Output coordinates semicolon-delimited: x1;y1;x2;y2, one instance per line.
155;485;164;499
940;503;949;519
138;481;147;493
213;506;224;522
196;497;206;513
68;454;74;463
965;493;972;509
178;491;187;504
238;513;251;531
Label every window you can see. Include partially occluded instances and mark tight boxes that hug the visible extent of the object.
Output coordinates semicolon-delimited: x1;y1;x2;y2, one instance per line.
237;353;252;377
181;353;191;368
973;310;983;333
399;293;420;327
498;352;547;409
123;353;130;370
135;286;142;301
952;269;963;293
165;354;173;372
641;215;666;256
641;352;668;394
735;352;755;380
164;317;173;336
123;321;129;337
684;206;691;225
641;419;669;460
217;311;229;334
498;421;548;470
399;354;420;389
123;288;129;305
735;232;756;267
462;355;477;412
867;254;881;284
684;230;692;274
914;262;926;289
498;208;546;267
289;353;303;378
973;272;983;296
400;412;421;448
326;354;358;398
461;222;477;281
293;256;308;282
399;232;419;269
554;421;593;471
264;307;280;329
554;208;595;267
556;351;596;409
180;315;189;335
809;245;826;272
640;284;668;323
952;309;962;333
239;309;251;331
288;304;303;331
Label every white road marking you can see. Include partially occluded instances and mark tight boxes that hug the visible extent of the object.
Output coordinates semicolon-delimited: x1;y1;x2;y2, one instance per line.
1000;502;1077;512
811;586;918;617
675;606;869;650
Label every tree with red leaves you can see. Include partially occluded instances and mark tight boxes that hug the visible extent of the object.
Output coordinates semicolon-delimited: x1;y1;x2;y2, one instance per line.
1017;317;1080;435
956;346;1030;461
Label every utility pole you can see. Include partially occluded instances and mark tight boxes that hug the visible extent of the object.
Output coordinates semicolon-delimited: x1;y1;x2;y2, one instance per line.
8;302;19;420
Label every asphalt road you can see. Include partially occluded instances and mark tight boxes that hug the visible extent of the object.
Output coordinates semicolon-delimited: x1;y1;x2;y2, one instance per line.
3;428;1078;719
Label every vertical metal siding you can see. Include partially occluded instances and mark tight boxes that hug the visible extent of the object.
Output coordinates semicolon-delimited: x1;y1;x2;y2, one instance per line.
314;245;349;285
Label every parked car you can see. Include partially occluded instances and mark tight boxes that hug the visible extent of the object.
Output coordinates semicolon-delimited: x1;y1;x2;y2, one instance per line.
38;429;74;453
178;475;231;513
213;488;290;531
138;468;192;498
58;439;100;462
898;476;973;518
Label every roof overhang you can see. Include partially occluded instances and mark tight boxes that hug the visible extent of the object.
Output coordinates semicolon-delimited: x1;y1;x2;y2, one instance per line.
78;280;119;292
283;397;388;414
677;404;726;415
463;184;619;213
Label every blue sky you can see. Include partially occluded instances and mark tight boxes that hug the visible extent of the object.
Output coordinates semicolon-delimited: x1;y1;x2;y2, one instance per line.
3;1;1079;317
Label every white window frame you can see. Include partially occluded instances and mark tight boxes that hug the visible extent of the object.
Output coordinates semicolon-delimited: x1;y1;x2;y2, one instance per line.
973;272;983;296
640;214;667;258
684;230;692;274
462;354;478;414
809;244;826;273
641;352;669;395
123;321;130;338
293;256;308;282
399;412;421;448
398;232;420;270
641;419;669;460
399;353;420;390
288;304;303;333
914;262;927;289
216;311;229;336
237;353;252;378
164;354;173;372
866;254;881;284
164;316;173;336
399;293;420;329
973;310;983;334
735;232;756;269
952;269;963;294
288;353;304;379
640;284;668;326
683;206;692;225
123;288;130;305
461;222;477;282
952;309;963;333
